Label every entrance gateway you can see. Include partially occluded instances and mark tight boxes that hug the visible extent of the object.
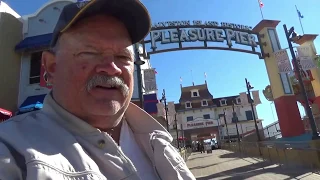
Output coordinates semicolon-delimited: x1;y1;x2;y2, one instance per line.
139;19;320;138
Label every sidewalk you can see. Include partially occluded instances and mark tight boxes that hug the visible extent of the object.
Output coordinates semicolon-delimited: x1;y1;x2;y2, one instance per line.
186;149;320;180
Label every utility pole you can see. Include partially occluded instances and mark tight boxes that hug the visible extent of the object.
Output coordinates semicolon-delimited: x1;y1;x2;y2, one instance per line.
161;89;169;132
283;24;319;139
134;44;145;109
245;78;261;141
175;114;179;148
220;112;230;142
232;101;241;142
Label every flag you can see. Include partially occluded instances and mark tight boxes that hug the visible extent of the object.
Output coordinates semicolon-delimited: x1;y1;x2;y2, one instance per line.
154;69;158;74
204;72;207;78
297;8;304;18
258;0;264;8
180;77;182;82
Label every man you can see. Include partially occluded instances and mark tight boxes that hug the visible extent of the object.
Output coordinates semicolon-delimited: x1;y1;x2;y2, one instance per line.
0;0;195;179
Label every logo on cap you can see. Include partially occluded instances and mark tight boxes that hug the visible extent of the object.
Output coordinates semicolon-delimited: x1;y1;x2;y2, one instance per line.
76;0;91;9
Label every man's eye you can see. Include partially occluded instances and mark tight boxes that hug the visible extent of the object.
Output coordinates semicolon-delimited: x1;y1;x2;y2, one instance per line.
76;52;100;59
116;55;133;62
117;55;130;59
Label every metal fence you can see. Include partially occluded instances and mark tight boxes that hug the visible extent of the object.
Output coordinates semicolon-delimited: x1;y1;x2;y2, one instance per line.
222;141;320;172
263;121;282;140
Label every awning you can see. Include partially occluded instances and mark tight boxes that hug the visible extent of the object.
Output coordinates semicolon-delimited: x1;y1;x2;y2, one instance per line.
15;33;53;52
19;94;47;113
0;108;12;119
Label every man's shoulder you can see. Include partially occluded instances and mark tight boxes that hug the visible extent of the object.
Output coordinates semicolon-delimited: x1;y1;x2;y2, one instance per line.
0;111;41;127
0;110;57;138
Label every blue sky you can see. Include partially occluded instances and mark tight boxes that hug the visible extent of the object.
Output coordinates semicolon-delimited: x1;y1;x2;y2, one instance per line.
7;0;320;127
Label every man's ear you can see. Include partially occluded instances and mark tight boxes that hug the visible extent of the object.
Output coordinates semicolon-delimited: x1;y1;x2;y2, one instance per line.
42;51;56;82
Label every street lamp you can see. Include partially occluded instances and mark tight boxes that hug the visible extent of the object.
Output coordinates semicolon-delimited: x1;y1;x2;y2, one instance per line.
160;89;169;132
245;78;261;142
232;101;241;142
219;111;230;143
175;114;179;149
134;44;145;109
283;24;319;139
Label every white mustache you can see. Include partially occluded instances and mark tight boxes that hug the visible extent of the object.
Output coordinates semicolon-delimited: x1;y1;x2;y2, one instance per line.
86;75;129;97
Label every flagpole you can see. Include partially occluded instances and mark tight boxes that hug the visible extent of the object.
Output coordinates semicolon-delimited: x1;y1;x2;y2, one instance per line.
191;70;194;86
259;7;264;19
258;0;264;19
295;5;305;34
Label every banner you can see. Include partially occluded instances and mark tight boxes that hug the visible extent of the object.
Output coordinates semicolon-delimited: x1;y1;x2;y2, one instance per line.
143;68;157;92
176;113;183;124
239;92;249;106
252;90;261;104
236;106;241;116
274;49;293;73
297;46;316;70
156;102;165;118
167;101;176;116
225;108;233;123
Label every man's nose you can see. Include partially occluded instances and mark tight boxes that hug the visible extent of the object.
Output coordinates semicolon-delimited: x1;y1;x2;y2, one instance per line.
95;56;122;76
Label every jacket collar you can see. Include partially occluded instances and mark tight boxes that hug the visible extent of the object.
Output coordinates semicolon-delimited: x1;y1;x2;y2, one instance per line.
42;93;171;139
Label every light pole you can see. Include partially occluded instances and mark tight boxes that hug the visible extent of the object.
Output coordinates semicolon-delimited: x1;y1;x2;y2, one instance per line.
283;24;319;139
160;89;169;132
232;101;241;142
245;78;261;141
219;112;230;142
175;114;179;148
134;44;145;109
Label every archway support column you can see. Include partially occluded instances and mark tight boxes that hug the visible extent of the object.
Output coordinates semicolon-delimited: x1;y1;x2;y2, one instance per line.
253;20;305;138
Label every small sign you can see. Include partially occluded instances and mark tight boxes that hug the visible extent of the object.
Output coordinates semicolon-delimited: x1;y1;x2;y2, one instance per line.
184;119;218;130
274;49;293;73
297;46;316;70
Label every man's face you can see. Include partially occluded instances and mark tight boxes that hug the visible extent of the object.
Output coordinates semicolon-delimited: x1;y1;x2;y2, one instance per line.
42;15;134;120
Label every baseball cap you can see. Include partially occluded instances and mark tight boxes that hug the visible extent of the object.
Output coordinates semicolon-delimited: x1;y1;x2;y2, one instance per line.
50;0;151;47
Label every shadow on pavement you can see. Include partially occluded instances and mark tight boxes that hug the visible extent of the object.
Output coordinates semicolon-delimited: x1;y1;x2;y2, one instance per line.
219;151;263;163
189;159;236;170
188;153;213;161
196;151;315;180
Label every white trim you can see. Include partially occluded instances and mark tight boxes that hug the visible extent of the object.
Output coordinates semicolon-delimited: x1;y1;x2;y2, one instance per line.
185;101;192;108
202;100;208;106
191;89;199;97
220;99;227;106
236;97;241;104
22;0;75;19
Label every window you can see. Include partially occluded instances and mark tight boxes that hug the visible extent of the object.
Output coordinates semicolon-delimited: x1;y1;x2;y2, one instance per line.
29;51;42;84
191;90;199;97
245;110;253;120
203;114;210;119
236;97;241;104
202;100;208;106
185;102;192;108
220;99;227;106
186;116;193;122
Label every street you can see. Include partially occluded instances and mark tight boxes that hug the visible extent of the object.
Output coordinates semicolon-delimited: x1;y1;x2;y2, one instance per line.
186;149;320;180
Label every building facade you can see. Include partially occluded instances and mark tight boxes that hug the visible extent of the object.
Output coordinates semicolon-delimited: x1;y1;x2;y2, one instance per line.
0;2;22;113
172;82;263;145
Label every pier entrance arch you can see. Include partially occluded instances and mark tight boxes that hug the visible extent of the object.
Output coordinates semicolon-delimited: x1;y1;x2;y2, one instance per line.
139;19;320;138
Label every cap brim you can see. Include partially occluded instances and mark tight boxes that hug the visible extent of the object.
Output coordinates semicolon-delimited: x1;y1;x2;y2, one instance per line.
61;0;151;45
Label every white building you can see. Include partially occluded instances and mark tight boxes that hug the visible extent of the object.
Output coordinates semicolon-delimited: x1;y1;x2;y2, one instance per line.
171;82;263;145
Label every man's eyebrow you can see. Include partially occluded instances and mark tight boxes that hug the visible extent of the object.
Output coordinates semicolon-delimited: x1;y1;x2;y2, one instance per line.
122;49;134;58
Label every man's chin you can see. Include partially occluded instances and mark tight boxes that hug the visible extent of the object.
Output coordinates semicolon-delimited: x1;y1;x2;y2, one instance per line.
85;100;124;116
